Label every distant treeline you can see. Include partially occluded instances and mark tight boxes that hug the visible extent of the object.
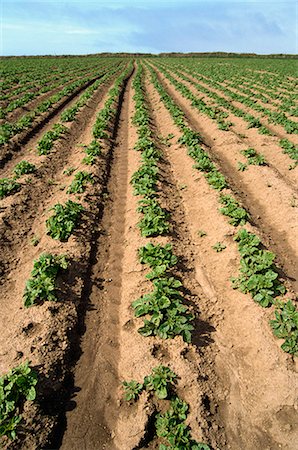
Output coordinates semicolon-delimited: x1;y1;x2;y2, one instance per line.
160;52;298;59
156;52;298;59
2;52;298;59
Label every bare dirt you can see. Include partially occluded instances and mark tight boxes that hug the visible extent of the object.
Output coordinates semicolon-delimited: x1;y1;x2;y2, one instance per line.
0;66;131;449
0;60;297;450
151;66;298;291
0;69;122;169
168;66;298;145
0;72;120;284
144;69;298;450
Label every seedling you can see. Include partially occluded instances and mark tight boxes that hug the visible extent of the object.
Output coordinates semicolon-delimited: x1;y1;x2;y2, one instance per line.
132;276;194;342
270;299;298;355
231;229;286;307
212;242;226;252
205;170;227;191
241;148;267;166
13;161;36;178
123;365;210;449
0;178;21;199
122;380;143;401
47;179;58;186
137;198;170;237
138;243;178;279
0;362;37;440
156;397;210;449
159;133;174;147
67;171;94;194
144;366;177;399
237;162;248;172
279;138;298;162
37;123;67;155
46;200;83;241
63;167;76;176
60;105;78;122
219;194;250;226
31;235;39;247
23;253;68;307
82;140;101;165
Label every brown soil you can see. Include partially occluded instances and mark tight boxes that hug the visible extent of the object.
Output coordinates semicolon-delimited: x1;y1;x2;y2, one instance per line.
0;71;120;169
144;68;298;450
151;66;298;290
165;68;298;186
0;73;120;284
166;66;298;145
0;68;132;449
60;72;136;450
0;60;297;450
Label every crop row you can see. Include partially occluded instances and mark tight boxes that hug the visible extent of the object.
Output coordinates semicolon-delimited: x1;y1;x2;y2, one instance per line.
190;61;296;115
166;58;297;119
0;63;133;443
156;62;271;133
0;56;120;96
151;62;298;166
0;64;122;200
145;62;298;356
161;57;296;106
0;61;123;146
122;62;212;449
0;60;117;119
171;61;298;133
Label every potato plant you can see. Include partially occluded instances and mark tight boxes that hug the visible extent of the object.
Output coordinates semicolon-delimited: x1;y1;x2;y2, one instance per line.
46;200;84;241
37;123;67;155
123;366;210;450
232;228;286;307
0;178;21;199
0;362;37;440
23;253;68;307
13;160;36;178
67;171;94;194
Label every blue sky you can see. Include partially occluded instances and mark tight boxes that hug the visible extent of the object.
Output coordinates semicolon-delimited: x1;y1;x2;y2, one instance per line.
1;0;297;55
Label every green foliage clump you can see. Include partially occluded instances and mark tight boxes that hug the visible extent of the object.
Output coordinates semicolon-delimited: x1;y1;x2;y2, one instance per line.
13;161;36;178
270;300;298;356
0;178;20;199
0;362;37;440
37;123;67;155
23;253;68;307
219;194;250;226
138;243;178;279
231;229;285;307
82;140;101;165
67;171;94;194
137;198;170;237
156;397;211;450
241;148;267;166
132;276;194;342
123;365;210;450
46;200;83;241
212;242;226;252
122;380;143;401
279;139;298;165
